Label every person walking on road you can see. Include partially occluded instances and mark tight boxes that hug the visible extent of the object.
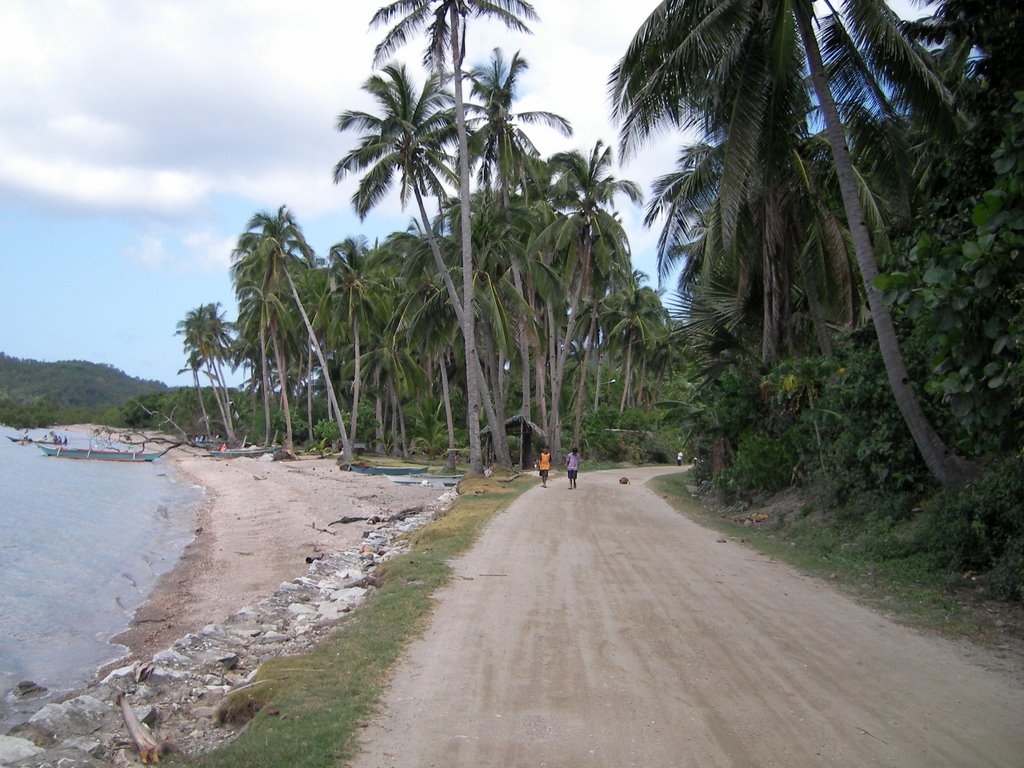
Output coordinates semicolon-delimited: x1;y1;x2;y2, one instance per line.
538;446;551;488
566;447;581;490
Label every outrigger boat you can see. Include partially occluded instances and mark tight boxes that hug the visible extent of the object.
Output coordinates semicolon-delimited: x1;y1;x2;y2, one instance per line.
205;446;276;459
348;463;430;476
37;444;168;462
386;473;463;488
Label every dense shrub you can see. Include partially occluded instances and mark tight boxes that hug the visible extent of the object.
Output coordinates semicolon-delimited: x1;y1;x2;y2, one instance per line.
715;430;799;496
922;456;1024;602
809;343;931;500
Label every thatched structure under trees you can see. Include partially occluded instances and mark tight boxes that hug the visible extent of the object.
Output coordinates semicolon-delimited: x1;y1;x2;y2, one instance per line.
482;414;546;470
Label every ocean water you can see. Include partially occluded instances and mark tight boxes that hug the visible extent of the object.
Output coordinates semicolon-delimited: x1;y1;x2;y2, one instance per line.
0;428;201;728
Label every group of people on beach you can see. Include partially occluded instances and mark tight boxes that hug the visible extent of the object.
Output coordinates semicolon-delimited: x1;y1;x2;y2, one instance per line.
537;446;581;490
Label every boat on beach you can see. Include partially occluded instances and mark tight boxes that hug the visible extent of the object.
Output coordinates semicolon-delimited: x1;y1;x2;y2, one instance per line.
348;463;431;476
205;446;276;459
37;444;165;462
386;473;464;488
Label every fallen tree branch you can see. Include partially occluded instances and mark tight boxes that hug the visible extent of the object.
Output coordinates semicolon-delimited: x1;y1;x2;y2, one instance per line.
117;692;164;764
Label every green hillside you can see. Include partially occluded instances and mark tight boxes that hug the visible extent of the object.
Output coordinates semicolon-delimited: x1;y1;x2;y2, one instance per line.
0;353;168;409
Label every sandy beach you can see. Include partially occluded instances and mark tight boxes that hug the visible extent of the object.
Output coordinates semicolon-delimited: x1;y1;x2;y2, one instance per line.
96;441;450;666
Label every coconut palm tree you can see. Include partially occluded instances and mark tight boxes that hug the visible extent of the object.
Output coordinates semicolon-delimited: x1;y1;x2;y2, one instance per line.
232;206;353;456
467;47;572;206
176;303;237;443
535;140;641;457
467;49;571;425
603;274;670;413
610;0;974;487
335;62;511;469
368;0;538;475
327;236;383;454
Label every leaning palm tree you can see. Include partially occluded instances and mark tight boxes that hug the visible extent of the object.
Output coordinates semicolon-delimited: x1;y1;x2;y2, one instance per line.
610;0;974;487
232;206;353;457
368;0;538;475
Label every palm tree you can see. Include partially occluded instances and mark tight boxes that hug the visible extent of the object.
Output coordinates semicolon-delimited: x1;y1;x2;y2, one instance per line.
327;236;381;454
176;303;236;442
610;0;974;487
467;49;571;425
603;274;670;413
232;206;353;456
369;0;538;475
467;47;572;206
535;140;641;457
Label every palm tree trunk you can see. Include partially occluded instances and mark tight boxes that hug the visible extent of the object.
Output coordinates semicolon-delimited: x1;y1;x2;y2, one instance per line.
511;263;532;418
350;318;362;450
373;367;385;453
205;362;234;443
573;300;601;445
259;327;272;446
282;266;353;458
440;347;457;471
306;347;315;444
619;336;634;414
191;370;210;437
449;5;483;476
796;8;975;488
269;327;293;451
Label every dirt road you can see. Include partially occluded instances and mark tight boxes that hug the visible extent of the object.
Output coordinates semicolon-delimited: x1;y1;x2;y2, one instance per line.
350;467;1024;768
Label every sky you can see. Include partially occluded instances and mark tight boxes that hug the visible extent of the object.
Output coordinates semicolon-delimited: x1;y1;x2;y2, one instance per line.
0;0;925;388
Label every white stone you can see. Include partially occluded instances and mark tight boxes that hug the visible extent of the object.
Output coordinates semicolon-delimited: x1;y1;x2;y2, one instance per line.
0;735;44;764
100;663;137;684
333;587;369;603
153;648;192;666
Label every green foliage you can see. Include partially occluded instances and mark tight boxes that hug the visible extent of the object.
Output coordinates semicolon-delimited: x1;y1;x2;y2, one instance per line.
313;419;340;446
578;404;682;464
921;455;1024;602
715;430;799;496
808;344;931;499
0;394;92;430
878;92;1024;452
0;353;167;409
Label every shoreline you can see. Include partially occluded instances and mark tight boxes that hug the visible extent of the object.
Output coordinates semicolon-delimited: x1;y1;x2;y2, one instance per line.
110;446;444;666
3;427;461;763
55;425;445;671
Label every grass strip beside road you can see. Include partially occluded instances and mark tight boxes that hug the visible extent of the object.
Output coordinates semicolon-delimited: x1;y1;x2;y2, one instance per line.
182;474;533;768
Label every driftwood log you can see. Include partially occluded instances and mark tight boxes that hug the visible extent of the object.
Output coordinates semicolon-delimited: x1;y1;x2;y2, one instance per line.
117;692;164;764
328;505;425;527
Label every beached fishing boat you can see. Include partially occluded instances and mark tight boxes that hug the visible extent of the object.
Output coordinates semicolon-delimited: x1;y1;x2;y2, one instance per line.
386;473;463;488
37;445;164;462
348;464;430;476
205;446;276;459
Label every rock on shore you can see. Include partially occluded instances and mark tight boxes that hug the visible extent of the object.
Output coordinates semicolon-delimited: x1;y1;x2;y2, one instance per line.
1;489;457;768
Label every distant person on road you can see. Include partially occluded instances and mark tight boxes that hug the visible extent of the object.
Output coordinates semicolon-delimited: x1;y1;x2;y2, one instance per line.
566;447;581;490
677;451;684;466
538;447;551;488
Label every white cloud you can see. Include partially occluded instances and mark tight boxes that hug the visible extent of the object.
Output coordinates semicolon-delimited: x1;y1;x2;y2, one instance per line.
125;229;235;274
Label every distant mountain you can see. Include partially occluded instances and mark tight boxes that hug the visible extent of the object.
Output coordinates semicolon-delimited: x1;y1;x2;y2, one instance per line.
0;353;168;409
